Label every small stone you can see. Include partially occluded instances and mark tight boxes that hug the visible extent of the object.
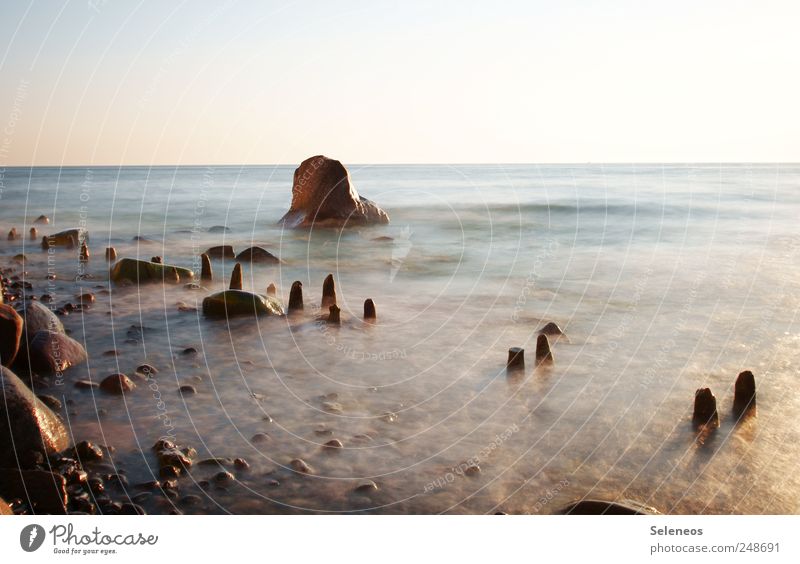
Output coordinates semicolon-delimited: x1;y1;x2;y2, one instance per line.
354;480;378;493
324;439;343;449
75;380;98;390
136;363;158;378
74;441;104;462
289;458;312;474
100;373;136;394
250;433;270;443
321;274;336;308
233;458;249;470
363;299;376;320
464;464;481;476
214;471;235;483
182;347;198;356
179;385;197;395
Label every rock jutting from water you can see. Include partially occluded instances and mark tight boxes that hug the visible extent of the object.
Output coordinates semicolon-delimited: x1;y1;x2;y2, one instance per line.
507;347;525;371
100;373;136;394
364;298;376;320
29;227;37;240
42;228;88;249
110;258;193;285
733;370;756;416
692;387;720;428
79;242;90;262
200;253;213;282
0;366;71;467
202;290;285;317
535;334;554;365
18;300;65;341
229;262;243;290
538;322;564;336
279;155;390;228
288;281;303;312
0;304;23;367
235;246;280;264
7;228;17;241
266;283;277;297
327;304;341;325
25;330;88;375
559;499;661;515
321;273;336;308
205;245;235;259
105;247;117;261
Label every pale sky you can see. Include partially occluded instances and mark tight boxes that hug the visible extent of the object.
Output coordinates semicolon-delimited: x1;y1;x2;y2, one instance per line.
0;0;798;165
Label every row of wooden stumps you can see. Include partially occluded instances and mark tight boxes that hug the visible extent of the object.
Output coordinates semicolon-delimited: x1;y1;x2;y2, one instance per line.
692;370;756;428
199;253;377;322
506;322;562;372
8;227;40;240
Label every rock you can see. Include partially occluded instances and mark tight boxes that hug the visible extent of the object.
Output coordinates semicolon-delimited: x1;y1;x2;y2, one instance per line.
507;347;524;371
150;255;162;264
363;299;376;320
29;227;37;240
12;254;26;264
538;322;564;336
324;439;343;449
327;304;341;325
25;330;88;375
250;433;270;443
34;215;50;225
110;258;194;285
74;441;104;463
535;334;553;365
200;253;213;282
235;246;280;264
44;228;88;248
0;304;23;366
288;281;303;312
559;499;660;515
354;480;378;493
76;293;95;305
279;155;390;228
179;385;197;395
105;247;117;261
18;300;64;339
74;380;98;390
99;373;136;395
214;471;235;483
289;458;312;474
464;464;481;476
321;274;337;308
136;364;158;378
266;283;277;297
733;370;756;415
79;242;90;262
0;468;68;514
0;497;12;515
205;245;235;259
692;387;719;428
229;263;243;290
233;458;249;470
202;290;284;317
36;394;62;411
7;228;17;241
208;225;230;233
0;366;71;466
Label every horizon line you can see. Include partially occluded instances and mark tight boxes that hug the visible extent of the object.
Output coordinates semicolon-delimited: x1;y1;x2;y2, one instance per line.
3;161;799;168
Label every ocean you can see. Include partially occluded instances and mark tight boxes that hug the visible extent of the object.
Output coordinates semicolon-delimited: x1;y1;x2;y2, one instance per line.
1;163;799;514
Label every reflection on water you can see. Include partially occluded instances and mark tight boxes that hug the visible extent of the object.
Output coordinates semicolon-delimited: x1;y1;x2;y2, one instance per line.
2;164;799;514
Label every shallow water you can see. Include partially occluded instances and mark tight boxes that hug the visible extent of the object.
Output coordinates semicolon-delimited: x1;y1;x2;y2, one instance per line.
1;163;799;514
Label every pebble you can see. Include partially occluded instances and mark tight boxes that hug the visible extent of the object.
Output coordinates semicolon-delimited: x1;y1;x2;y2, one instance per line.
324;439;343;449
250;433;270;443
75;380;99;390
179;385;197;395
354;480;378;493
289;459;313;474
214;471;235;483
99;373;136;394
74;441;104;462
233;458;250;470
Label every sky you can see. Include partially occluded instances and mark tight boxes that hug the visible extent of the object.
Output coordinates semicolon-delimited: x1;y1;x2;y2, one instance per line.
0;0;798;165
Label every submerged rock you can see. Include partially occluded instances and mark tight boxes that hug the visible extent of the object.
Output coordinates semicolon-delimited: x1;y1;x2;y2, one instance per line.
279;155;390;228
34;214;50;225
0;304;23;367
559;499;660;515
0;366;71;467
205;245;235;259
110;258;194;285
235;246;280;264
100;373;136;394
202;290;284;317
26;330;88;374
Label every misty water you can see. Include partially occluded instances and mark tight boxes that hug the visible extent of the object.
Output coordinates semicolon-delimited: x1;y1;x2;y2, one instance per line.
2;163;799;514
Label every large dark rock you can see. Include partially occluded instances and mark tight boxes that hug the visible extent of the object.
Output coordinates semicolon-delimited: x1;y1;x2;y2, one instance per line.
0;304;23;367
279;155;389;228
25;330;88;375
0;468;68;514
0;366;71;467
202;290;284;317
42;228;88;248
17;301;64;341
235;246;280;264
110;258;194;285
205;245;235;259
559;499;660;515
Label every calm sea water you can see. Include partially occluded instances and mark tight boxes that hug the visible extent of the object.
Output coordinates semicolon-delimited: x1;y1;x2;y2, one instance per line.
1;163;799;514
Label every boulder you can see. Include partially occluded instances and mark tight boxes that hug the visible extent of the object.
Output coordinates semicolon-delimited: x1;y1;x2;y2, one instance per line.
18;301;64;340
110;258;194;285
205;245;235;259
0;468;67;514
0;366;71;467
25;330;88;375
33;215;50;225
43;228;88;248
235;246;280;264
202;290;284;317
279;155;390;228
0;304;23;367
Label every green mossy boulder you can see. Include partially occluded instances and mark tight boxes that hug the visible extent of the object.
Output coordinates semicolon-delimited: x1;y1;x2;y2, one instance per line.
202;290;284;317
110;258;194;285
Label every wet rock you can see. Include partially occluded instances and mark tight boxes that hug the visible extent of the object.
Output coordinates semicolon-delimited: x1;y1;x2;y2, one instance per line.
250;433;270;443
288;281;304;312
692;387;720;428
179;494;203;506
233;458;249;470
0;366;71;466
34;215;50;225
538;321;564;336
535;334;553;365
110;258;193;285
279;155;390;228
559;499;661;515
236;246;280;264
205;245;235;259
74;379;98;390
12;254;26;264
354;480;378;493
7;228;17;241
29;227;37;241
79;242;90;262
327;304;341;325
44;228;88;248
0;497;13;515
229;262;243;290
266;283;277;297
321;273;336;308
363;298;376;321
0;304;23;366
36;394;62;411
74;440;104;463
136;363;158;378
463;464;481;476
179;385;197;395
289;458;313;474
507;347;524;371
198;457;233;467
323;439;343;449
0;468;68;514
76;292;95;305
733;370;756;415
99;373;136;395
202;290;284;317
214;471;235;483
18;300;64;339
119;503;147;515
105;247;117;261
182;347;198;356
160;465;181;479
25;330;88;374
200;253;213;282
